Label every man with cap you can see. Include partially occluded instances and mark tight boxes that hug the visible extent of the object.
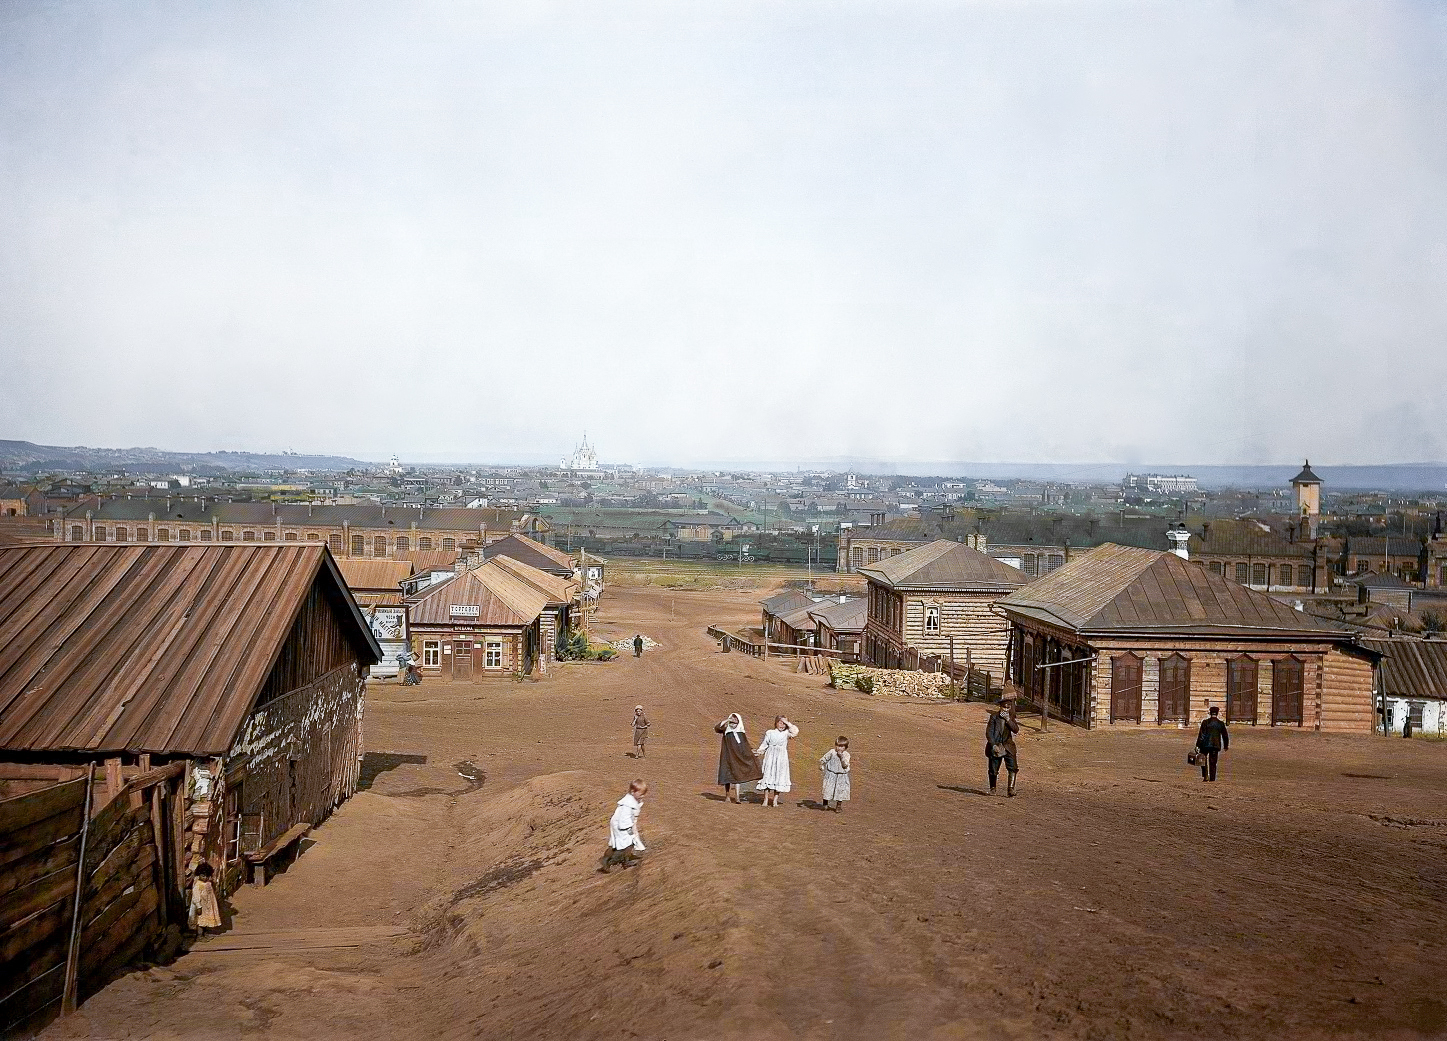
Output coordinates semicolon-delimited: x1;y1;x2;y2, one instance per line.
985;687;1022;797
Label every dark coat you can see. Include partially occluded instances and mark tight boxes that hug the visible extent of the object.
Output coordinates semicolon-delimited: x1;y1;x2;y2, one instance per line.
715;723;764;786
1196;716;1229;752
984;708;1019;757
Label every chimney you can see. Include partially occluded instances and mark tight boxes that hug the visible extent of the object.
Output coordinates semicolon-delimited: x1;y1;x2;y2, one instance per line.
1167;523;1190;560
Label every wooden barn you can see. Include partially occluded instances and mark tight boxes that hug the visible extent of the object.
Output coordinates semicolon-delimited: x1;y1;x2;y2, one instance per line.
0;543;381;1027
995;544;1379;730
858;539;1026;675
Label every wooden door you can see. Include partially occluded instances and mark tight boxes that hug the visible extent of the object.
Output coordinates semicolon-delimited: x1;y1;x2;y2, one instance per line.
1158;654;1191;723
1272;657;1304;725
1110;654;1141;722
452;640;473;680
1226;657;1257;724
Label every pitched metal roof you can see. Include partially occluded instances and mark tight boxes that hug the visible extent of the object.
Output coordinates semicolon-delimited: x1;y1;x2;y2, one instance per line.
807;597;868;634
1364;639;1447;699
336;558;416;592
486;554;579;607
1189;519;1312;559
858;540;1026;592
1347;537;1424;559
997;543;1355;638
0;544;380;756
405;561;547;627
481;533;575;575
761;589;817;616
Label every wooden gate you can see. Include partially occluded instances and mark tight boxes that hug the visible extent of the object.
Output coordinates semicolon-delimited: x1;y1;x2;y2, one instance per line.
1110;654;1142;723
1273;657;1304;725
1158;654;1191;723
1226;656;1258;724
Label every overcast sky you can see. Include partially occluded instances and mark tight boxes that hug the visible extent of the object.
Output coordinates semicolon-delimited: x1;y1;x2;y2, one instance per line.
2;1;1444;469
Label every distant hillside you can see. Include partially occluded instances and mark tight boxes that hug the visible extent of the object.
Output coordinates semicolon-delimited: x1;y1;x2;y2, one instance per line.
0;440;369;473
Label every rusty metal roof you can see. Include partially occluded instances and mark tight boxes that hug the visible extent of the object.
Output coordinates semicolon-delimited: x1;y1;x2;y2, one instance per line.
1363;639;1447;699
336;558;415;592
399;549;460;572
808;597;867;634
486;555;578;607
482;533;575;575
998;543;1355;638
0;544;380;757
859;540;1026;592
405;561;547;627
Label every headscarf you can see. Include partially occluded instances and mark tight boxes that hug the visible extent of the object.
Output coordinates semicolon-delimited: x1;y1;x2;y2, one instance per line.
722;712;745;736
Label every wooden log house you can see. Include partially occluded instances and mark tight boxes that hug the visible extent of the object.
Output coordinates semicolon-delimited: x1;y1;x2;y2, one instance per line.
404;559;552;678
0;544;382;969
858;539;1026;676
995;544;1379;729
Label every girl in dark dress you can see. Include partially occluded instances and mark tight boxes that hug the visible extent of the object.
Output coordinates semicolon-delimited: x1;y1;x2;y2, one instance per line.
715;712;764;803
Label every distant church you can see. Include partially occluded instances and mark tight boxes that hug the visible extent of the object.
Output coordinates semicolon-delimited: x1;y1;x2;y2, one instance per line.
562;434;599;472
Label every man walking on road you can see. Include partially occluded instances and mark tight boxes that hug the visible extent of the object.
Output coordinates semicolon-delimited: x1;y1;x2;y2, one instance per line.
985;692;1021;797
633;634;644;658
1196;706;1229;781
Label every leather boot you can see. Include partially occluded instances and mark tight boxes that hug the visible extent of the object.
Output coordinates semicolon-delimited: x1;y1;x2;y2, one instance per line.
1006;774;1017;798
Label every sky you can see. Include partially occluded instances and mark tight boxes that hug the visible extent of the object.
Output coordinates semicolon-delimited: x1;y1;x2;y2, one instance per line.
1;0;1445;469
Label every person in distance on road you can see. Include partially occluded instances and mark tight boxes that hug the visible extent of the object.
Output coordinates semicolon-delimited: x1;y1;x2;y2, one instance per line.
1195;706;1229;782
632;705;651;758
599;779;648;873
633;634;644;658
985;691;1021;797
715;711;763;803
754;716;799;807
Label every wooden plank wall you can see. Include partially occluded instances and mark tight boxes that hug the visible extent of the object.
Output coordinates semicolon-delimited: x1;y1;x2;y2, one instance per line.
0;778;87;1033
227;663;364;854
901;594;1011;676
1321;647;1376;732
0;770;181;1035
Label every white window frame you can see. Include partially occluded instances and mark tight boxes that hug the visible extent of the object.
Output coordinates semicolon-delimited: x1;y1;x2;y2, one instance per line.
423;640;441;667
924;605;940;634
485;641;503;669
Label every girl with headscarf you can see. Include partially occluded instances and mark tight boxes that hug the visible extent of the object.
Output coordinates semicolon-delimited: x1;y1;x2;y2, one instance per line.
754;716;799;807
714;712;763;803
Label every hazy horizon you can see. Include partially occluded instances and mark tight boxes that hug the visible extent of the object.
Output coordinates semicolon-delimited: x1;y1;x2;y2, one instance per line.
3;2;1445;466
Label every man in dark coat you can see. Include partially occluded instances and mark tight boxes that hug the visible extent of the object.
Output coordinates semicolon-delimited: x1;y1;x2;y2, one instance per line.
985;694;1021;797
633;634;644;658
1196;706;1229;781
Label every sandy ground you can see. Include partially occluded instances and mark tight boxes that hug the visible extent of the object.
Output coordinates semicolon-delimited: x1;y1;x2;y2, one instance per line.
40;584;1447;1041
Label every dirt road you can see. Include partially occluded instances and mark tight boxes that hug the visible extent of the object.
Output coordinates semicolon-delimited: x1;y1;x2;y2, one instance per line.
44;584;1447;1040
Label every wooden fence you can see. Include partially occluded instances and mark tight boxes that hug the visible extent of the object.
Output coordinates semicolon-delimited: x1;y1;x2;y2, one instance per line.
1;763;183;1036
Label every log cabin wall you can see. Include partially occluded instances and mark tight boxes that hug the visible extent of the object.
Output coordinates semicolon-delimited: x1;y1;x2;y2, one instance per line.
898;593;1010;674
1082;636;1370;730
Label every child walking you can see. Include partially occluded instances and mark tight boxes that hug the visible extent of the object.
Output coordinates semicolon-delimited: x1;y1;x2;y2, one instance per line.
632;705;650;758
599;779;648;872
819;736;851;811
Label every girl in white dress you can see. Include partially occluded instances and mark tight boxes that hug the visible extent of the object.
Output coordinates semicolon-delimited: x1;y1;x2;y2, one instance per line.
754;716;799;807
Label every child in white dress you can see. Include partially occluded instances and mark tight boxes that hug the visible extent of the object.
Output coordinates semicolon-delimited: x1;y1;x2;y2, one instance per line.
754;716;799;807
819;736;851;812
